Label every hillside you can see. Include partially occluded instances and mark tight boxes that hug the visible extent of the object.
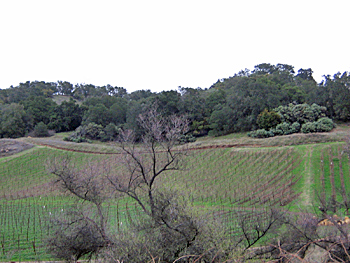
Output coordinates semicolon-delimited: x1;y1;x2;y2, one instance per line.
0;126;349;261
1;67;350;143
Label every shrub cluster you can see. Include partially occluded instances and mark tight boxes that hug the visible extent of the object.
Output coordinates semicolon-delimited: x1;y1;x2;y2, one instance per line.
271;122;301;136
65;121;196;144
64;122;119;143
248;103;335;138
178;134;197;144
301;117;335;133
274;103;327;124
247;129;274;138
33;122;50;137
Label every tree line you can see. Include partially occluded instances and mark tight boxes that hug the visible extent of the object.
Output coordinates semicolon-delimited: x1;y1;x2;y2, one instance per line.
0;63;349;139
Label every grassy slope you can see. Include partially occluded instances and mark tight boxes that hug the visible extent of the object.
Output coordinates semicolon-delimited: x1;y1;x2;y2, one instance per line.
0;124;349;261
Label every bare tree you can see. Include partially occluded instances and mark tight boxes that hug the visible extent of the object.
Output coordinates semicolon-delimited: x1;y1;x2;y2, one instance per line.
46;106;227;262
231;207;283;252
107;107;189;218
259;203;350;262
104;107;215;261
46;156;113;262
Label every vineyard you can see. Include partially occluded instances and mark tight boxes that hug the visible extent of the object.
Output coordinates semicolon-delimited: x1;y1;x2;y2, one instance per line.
0;135;349;261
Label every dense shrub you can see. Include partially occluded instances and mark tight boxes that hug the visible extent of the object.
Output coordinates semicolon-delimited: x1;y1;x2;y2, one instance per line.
33;122;49;137
179;134;197;144
316;117;335;132
102;123;119;141
83;123;104;140
251;103;333;138
275;122;293;135
257;109;281;130
291;121;301;133
301;122;317;133
269;127;282;136
274;103;327;124
46;209;106;262
273;122;301;135
301;118;335;133
64;123;121;143
247;129;274;138
63;135;90;143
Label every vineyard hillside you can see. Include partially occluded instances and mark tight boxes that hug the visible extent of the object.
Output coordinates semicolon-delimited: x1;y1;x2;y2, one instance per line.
0;124;349;261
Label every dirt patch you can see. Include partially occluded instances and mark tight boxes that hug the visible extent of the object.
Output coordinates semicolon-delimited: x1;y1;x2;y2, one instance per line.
25;141;266;155
0;139;34;158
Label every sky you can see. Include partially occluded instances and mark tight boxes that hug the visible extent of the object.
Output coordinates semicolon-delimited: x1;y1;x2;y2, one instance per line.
0;0;349;93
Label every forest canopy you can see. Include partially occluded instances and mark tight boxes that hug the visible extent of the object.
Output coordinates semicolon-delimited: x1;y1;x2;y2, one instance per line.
0;63;349;139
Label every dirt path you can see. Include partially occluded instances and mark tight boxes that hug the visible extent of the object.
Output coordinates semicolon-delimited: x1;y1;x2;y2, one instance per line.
2;140;271;157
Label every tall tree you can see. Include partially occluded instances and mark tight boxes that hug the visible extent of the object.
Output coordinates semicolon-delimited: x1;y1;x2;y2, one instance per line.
21;96;57;126
83;103;110;126
49;99;82;132
0;103;31;138
178;87;206;122
252;63;277;75
57;81;74;96
296;68;315;82
320;72;350;121
108;98;127;126
154;90;181;116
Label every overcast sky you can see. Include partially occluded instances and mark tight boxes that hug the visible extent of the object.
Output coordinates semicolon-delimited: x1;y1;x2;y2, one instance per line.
0;0;349;93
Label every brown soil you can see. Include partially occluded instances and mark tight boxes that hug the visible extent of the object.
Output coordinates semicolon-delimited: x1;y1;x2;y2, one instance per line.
0;139;34;157
7;140;268;156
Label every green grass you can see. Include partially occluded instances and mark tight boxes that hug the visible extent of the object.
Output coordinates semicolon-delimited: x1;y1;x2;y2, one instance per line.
1;126;350;261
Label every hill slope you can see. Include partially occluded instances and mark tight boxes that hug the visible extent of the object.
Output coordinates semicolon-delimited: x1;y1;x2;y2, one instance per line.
0;126;349;261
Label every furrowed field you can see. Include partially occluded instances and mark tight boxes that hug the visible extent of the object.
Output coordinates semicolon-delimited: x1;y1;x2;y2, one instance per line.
0;129;349;261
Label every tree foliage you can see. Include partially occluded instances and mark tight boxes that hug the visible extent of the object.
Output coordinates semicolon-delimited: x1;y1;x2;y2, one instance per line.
256;109;281;130
33;122;49;137
0;64;349;139
0;103;31;138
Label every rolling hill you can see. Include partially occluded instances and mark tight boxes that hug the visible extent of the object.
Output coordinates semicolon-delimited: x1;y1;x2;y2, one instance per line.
0;125;349;261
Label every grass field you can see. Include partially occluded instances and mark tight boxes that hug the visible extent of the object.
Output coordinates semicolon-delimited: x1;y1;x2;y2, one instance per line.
0;126;349;261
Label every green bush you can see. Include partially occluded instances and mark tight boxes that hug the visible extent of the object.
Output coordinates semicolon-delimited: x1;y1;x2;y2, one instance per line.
291;122;301;133
179;134;197;144
270;127;283;136
275;122;290;135
247;129;274;138
251;103;334;137
269;122;300;136
102;123;119;141
274;103;327;124
33;122;49;137
316;117;335;132
64;123;122;143
84;123;104;140
65;123;105;142
257;109;281;130
301;122;317;133
63;135;90;143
